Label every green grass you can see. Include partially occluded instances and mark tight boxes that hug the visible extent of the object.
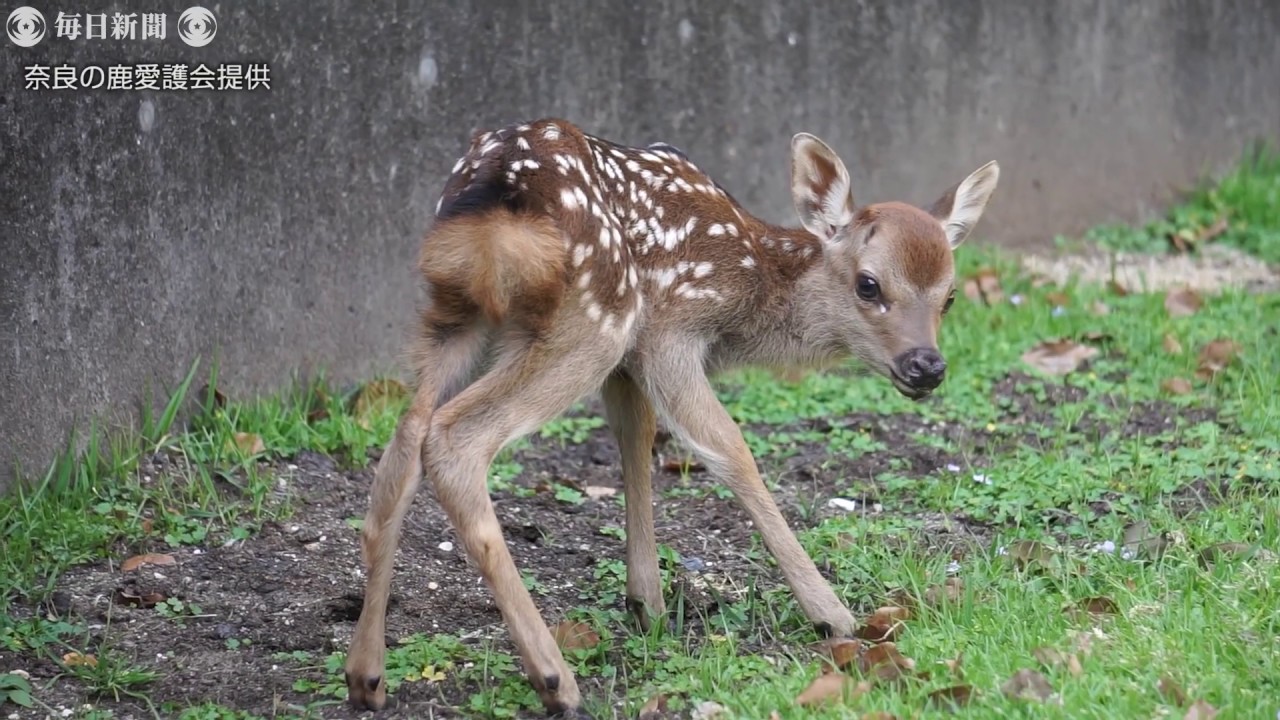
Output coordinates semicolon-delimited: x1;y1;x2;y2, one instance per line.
2;147;1279;718
1075;141;1280;262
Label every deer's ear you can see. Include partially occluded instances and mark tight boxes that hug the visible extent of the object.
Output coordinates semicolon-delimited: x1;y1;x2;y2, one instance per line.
929;161;1000;249
791;133;856;243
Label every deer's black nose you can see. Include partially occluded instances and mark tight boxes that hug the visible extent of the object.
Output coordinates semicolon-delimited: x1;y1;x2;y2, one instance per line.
894;348;947;389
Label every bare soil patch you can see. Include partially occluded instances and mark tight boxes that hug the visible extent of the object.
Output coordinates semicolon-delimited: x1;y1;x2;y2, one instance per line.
0;378;1227;719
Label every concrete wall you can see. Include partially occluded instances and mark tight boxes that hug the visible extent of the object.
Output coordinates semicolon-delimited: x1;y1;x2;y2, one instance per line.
3;0;1279;488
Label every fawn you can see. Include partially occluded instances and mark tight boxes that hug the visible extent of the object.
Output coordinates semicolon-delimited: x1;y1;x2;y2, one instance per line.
344;118;999;716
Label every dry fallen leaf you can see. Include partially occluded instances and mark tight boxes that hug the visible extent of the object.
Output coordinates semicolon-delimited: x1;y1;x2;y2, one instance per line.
583;485;617;500
1108;280;1130;296
794;673;869;707
1158;676;1188;706
1089;300;1111;316
229;432;265;456
1164;287;1203;317
1195;339;1241;381
1066;654;1084;677
924;577;964;606
855;606;910;643
1122;521;1170;560
1065;596;1118;619
551;620;600;651
1197;542;1259;567
638;693;669;720
942;652;964;679
198;383;227;410
1161;378;1194;396
1045;291;1071;307
927;684;973;710
1032;647;1065;668
1007;540;1057;569
121;553;176;573
812;637;864;671
1183;699;1218;719
1021;339;1099;376
961;267;1005;306
1001;669;1054;702
857;642;915;682
113;588;167;608
61;652;98;668
1163;333;1184;355
307;385;332;424
1170;216;1229;253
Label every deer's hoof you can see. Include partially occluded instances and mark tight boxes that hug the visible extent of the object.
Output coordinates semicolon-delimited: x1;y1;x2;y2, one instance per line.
626;596;669;633
345;672;387;712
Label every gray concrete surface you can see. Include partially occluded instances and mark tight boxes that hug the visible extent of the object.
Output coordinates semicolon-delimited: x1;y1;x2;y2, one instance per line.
2;0;1279;489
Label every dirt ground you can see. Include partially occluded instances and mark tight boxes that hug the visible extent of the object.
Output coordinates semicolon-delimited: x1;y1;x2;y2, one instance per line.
0;382;1224;720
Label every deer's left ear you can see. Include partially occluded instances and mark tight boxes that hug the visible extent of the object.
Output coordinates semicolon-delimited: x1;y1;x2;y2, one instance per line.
791;133;856;243
929;161;1000;249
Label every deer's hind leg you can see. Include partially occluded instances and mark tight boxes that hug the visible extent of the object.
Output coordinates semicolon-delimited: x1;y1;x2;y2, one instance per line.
345;311;489;711
601;372;664;630
425;318;628;717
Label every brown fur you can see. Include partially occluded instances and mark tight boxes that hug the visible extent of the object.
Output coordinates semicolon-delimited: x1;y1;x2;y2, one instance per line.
418;210;567;327
859;202;955;292
344;117;999;716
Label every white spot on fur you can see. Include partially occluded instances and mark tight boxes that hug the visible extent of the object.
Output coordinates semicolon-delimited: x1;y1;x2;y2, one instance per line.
708;223;725;236
585;301;603;321
650;268;678;289
675;284;722;301
578;271;593;289
740;256;756;268
560;188;582;210
515;136;532;151
543;124;562;141
572;244;590;268
510;159;540;172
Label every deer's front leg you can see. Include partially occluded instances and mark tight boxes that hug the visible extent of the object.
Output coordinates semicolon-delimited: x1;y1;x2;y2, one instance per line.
640;347;856;638
601;372;665;631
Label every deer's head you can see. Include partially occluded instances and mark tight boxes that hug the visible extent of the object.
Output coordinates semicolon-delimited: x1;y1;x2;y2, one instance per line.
790;133;999;400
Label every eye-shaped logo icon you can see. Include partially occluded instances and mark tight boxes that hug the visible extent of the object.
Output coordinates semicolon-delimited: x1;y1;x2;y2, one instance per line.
6;6;46;47
177;6;216;47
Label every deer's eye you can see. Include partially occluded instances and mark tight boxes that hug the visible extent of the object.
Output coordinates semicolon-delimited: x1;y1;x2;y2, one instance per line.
943;291;956;314
855;274;880;302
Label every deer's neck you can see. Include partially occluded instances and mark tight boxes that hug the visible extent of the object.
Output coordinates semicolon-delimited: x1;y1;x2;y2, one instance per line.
701;216;850;372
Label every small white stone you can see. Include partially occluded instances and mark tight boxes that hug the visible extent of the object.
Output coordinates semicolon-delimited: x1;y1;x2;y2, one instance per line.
826;498;859;512
428;581;439;590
